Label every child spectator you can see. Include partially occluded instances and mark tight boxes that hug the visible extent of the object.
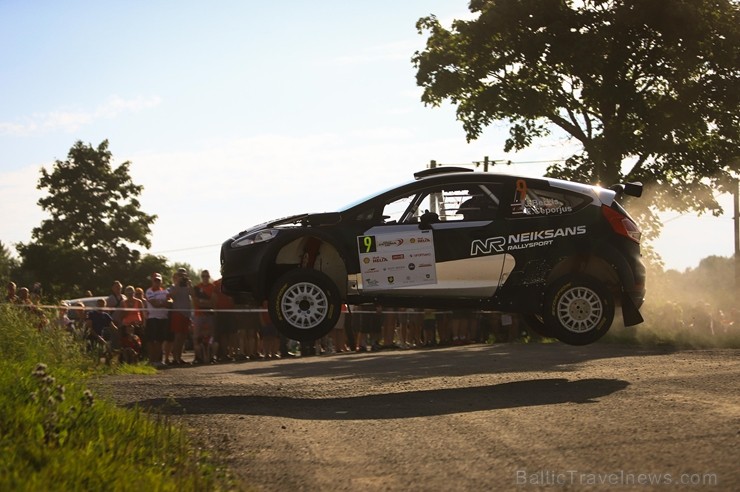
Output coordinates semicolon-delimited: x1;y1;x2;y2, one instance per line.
86;298;118;364
119;325;142;363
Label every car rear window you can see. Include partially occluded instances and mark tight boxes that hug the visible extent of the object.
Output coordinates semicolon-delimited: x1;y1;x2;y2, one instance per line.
510;183;588;218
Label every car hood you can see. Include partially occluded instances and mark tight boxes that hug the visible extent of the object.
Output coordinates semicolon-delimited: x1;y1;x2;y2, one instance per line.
238;212;341;235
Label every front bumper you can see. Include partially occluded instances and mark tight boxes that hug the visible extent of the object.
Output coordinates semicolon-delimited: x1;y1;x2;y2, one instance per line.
219;240;272;299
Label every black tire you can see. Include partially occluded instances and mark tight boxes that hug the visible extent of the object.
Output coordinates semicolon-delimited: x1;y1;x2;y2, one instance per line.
543;274;615;346
268;269;341;343
522;313;557;338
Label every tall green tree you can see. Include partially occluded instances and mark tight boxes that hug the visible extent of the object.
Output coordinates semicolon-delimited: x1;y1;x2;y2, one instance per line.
0;240;19;285
17;140;157;298
413;0;740;239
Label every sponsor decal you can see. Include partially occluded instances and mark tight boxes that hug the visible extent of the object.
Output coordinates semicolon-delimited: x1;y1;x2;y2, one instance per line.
358;230;436;290
418;263;433;268
512;197;573;216
471;226;587;256
470;236;506;255
378;238;404;248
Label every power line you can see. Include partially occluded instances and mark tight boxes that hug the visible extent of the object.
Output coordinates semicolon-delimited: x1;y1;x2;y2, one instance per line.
150;243;221;255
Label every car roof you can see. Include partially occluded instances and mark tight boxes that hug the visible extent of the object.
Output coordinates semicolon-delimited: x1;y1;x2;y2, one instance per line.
411;168;614;204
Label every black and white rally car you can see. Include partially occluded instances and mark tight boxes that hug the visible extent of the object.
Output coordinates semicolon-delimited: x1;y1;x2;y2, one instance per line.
221;167;646;345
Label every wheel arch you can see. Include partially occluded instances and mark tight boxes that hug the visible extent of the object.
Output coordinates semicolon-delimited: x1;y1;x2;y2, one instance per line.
546;254;619;289
261;233;348;300
545;243;633;300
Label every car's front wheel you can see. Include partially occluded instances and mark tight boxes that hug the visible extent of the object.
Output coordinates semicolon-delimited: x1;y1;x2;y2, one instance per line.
543;274;614;346
268;269;341;342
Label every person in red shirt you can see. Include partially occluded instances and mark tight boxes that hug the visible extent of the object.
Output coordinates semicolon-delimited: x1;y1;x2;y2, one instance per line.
213;277;239;360
193;270;218;363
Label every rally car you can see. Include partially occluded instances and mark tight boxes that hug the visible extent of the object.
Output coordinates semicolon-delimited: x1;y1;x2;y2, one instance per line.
220;166;645;345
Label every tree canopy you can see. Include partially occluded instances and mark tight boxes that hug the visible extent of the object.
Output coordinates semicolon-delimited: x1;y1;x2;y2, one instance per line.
413;0;740;238
17;140;158;297
0;241;19;285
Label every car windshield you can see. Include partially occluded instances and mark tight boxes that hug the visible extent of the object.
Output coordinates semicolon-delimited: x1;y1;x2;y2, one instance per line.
334;178;414;212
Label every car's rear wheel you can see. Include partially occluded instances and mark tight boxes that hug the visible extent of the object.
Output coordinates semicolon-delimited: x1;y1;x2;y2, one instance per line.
543;274;614;345
268;269;341;342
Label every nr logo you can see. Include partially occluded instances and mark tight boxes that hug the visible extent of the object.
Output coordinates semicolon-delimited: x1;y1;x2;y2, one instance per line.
470;236;506;256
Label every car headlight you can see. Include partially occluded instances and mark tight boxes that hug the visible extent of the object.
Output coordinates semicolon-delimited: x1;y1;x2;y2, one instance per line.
231;229;279;248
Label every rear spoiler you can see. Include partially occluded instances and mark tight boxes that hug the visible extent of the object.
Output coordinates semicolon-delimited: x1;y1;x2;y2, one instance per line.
609;182;643;198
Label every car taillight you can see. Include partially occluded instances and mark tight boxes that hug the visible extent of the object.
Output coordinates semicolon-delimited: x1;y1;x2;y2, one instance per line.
602;205;641;243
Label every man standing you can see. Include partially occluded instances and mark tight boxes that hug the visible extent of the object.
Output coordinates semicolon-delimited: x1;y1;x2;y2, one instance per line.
106;280;126;334
145;273;170;367
193;270;218;363
168;269;193;365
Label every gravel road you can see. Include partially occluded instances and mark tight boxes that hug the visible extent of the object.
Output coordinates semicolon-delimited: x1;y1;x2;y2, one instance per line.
100;343;739;491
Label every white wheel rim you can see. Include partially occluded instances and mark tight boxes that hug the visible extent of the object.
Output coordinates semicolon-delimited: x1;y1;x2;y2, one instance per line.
280;281;329;329
556;286;603;333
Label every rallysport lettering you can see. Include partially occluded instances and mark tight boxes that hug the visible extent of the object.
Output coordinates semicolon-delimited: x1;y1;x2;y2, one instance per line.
471;226;587;256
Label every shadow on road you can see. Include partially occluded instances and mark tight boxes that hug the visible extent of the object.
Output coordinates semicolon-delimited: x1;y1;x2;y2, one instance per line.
131;378;629;420
229;343;670;382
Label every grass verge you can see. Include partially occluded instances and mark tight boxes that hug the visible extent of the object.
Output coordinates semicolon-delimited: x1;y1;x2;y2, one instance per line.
0;305;234;491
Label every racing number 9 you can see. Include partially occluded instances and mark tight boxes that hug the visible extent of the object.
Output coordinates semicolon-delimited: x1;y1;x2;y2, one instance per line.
358;235;376;254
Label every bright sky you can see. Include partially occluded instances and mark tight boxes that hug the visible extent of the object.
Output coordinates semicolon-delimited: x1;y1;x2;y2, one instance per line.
0;0;736;280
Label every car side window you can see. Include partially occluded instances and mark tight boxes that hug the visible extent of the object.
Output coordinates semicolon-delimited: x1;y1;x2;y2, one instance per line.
387;184;501;223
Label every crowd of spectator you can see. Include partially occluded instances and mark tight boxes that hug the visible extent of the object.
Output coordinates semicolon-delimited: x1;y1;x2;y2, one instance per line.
3;272;533;367
4;274;739;367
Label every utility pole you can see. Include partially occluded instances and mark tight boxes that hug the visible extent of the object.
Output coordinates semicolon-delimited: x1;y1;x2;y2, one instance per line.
734;178;739;295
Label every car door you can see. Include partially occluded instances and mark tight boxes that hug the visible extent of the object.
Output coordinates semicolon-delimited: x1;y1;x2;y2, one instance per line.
357;182;510;298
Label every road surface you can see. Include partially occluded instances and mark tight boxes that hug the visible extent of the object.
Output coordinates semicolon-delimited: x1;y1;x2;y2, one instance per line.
102;343;739;491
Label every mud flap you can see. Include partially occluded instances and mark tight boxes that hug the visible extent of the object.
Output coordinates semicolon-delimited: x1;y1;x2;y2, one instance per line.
621;292;644;326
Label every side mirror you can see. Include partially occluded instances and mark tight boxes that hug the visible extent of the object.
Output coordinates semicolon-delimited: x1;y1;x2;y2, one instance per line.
624;182;643;198
609;181;643;198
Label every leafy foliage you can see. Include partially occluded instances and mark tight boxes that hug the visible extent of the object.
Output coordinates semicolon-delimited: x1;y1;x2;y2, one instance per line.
0;241;19;286
17;140;157;298
413;0;740;239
